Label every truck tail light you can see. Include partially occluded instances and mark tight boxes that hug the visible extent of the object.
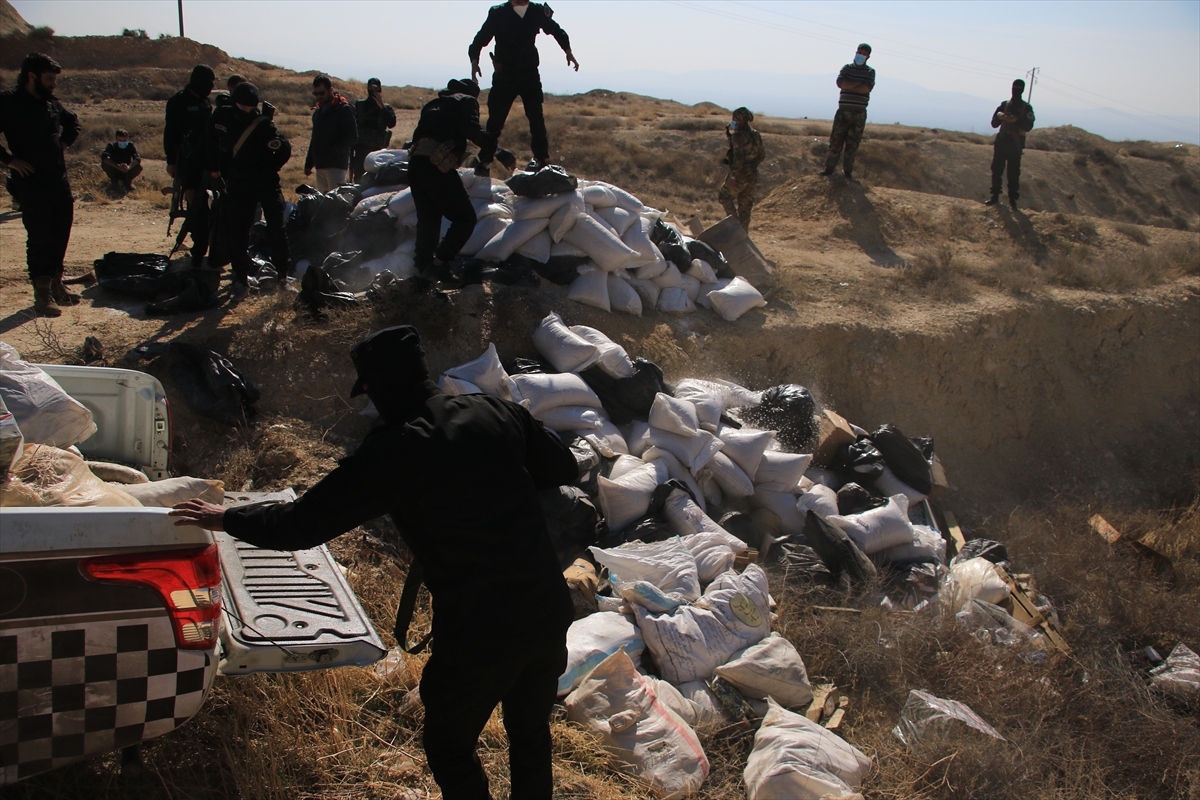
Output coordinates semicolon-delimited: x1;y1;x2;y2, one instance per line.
81;544;222;649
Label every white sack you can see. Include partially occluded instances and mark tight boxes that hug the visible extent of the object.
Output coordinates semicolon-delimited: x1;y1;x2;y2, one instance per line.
709;276;767;321
591;535;701;607
874;464;929;504
532;311;600;373
623;216;667;272
697;278;732;310
795;484;840;521
517;231;552;262
568;265;611;311
828;495;914;555
360;248;417;280
540;406;605;432
679;273;702;303
439;375;482;396
569;325;635;378
940;557;1010;613
744;699;872;800
642;675;702;729
565;648;709;798
0;343;96;448
563;214;640;272
386;188;416;219
548;196;585;242
508;372;603;418
550;239;587;258
674;380;727;430
653;263;686;289
559;612;645;695
751;487;805;537
607;274;643;316
715;633;814;708
630;421;722;472
679;530;736;584
578;182;618;208
583;420;630;457
608;454;648;480
594;181;647;212
755;451;814;492
444;343;512;400
352;190;400;215
658;287;696;315
117;476;224;508
678;681;731;731
702;451;755;499
649;393;700;438
596;459;670;535
514;191;578;220
643;447;706;513
627;276;661;308
634;564;772;684
875;523;946;565
597;206;639;236
363;148;408;174
686;258;719;284
457;215;509;256
471;198;513;219
474;217;548;263
717;425;775;480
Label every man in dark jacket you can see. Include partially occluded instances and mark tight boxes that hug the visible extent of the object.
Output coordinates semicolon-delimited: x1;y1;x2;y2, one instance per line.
171;325;578;800
164;64;216;267
469;0;579;171
408;78;497;275
206;82;293;292
0;52;82;317
100;128;143;189
352;78;398;181
305;74;357;192
986;79;1036;210
819;43;875;180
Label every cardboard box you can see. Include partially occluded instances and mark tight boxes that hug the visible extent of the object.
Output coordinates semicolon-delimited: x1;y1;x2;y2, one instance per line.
813;409;856;467
696;215;773;287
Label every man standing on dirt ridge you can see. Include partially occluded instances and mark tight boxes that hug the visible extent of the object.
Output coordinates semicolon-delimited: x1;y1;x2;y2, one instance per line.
819;43;875;181
171;324;579;800
0;52;82;318
470;0;579;172
305;74;357;192
986;79;1036;211
164;64;216;269
718;106;765;230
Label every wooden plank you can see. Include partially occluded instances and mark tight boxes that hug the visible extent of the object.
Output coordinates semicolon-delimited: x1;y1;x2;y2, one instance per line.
824;697;850;730
810;606;862;615
998;566;1070;653
805;684;840;723
1090;514;1123;545
943;511;967;555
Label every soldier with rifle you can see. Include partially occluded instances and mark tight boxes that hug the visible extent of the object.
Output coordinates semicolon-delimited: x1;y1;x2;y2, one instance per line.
164;65;216;267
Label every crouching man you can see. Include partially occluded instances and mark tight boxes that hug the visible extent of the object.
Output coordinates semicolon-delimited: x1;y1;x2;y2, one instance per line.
171;325;577;800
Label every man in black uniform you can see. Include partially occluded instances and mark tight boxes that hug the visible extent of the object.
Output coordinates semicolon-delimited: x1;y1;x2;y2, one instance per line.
205;82;293;292
0;53;82;317
164;65;216;267
986;79;1036;211
352;78;398;181
469;0;579;171
171;325;577;800
408;78;497;275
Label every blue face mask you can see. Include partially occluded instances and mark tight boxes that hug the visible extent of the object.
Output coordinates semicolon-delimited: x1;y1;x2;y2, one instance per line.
730;121;739;130
116;141;130;148
854;53;867;66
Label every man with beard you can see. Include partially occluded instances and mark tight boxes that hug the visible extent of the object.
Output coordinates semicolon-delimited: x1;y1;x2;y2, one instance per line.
0;53;82;317
164;64;217;268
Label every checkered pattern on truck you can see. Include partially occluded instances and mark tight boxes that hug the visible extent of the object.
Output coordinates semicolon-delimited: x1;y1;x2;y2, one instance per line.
0;556;218;785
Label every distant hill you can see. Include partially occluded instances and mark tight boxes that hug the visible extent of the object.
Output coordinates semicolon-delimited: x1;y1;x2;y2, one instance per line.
0;0;31;36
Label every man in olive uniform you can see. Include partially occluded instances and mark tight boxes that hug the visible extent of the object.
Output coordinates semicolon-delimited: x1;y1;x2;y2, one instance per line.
0;53;82;317
164;64;216;267
718;106;765;230
408;78;497;276
986;79;1036;211
819;43;875;180
352;78;398;181
205;82;292;292
171;324;578;800
469;0;579;171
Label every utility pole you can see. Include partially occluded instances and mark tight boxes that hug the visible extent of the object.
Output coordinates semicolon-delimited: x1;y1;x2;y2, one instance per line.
178;0;185;39
1026;67;1039;101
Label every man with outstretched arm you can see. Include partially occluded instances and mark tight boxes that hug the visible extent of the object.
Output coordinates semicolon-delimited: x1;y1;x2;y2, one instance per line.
469;0;579;172
172;325;578;800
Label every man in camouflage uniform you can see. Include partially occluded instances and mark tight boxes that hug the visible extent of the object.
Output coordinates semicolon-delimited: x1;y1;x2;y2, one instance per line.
820;43;875;180
718;107;764;230
986;78;1036;210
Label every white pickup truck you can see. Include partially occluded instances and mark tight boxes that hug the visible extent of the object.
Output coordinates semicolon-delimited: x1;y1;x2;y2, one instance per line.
0;364;386;785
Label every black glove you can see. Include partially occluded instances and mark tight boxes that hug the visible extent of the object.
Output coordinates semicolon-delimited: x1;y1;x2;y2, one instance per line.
474;162;491;177
262;101;276;120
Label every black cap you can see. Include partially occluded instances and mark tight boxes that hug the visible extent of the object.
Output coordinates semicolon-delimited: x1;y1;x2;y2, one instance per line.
858;42;872;55
349;325;428;398
190;64;215;90
445;78;480;98
232;82;260;107
367;77;382;88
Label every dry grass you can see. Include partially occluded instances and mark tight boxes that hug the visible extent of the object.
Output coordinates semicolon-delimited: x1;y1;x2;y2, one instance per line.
893;243;975;301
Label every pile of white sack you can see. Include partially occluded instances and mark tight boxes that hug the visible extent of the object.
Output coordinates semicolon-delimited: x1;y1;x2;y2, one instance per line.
351;149;767;321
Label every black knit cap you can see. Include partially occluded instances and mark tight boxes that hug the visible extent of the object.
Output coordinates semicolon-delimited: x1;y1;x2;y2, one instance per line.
445;78;480;98
231;82;260;107
349;326;429;398
367;77;382;88
189;64;215;90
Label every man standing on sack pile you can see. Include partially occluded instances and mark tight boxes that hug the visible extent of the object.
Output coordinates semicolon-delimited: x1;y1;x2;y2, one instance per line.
206;82;293;295
986;79;1035;211
352;78;397;181
819;43;875;181
164;64;216;269
0;53;82;318
469;0;579;172
305;75;357;192
171;325;578;800
409;78;497;280
718;106;765;230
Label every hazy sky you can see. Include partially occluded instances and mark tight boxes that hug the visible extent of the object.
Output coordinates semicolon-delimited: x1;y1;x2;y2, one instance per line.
13;0;1200;142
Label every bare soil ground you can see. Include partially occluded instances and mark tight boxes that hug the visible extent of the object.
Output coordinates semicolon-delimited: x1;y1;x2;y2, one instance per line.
1;32;1198;800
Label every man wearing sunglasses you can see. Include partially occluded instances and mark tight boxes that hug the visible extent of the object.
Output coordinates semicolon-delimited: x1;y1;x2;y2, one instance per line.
304;75;357;192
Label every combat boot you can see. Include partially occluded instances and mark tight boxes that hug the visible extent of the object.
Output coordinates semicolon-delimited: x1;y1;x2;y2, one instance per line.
984;195;1000;206
32;278;62;317
51;278;81;306
818;168;834;177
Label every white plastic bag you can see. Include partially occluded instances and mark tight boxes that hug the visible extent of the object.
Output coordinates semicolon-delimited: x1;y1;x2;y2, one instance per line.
828;495;915;555
532;312;600;373
444;343;512;400
568;325;635;378
0;343;96;448
565;648;709;798
568;265;611;311
715;633;814;708
892;689;1005;749
1150;643;1200;703
940;557;1010;614
559;612;645;695
745;699;872;800
709;276;767;321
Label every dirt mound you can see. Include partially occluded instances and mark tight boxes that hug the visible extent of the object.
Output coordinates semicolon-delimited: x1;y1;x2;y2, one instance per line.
0;32;228;72
0;0;30;36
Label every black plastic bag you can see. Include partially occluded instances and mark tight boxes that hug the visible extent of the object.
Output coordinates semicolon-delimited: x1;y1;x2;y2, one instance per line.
321;251;372;293
296;262;358;318
739;384;818;452
536;254;588;285
769;542;834;586
509;358;546;375
870;424;933;495
331;185;363;208
686;240;734;280
93;252;168;280
539;485;600;569
834;438;886;481
567;435;601;494
373;162;409;187
144;271;221;315
718;511;771;549
837;482;887;515
950;539;1010;569
287;191;353;262
506;165;578;198
128;341;260;426
347;206;401;259
803;511;877;585
649;220;692;272
488;254;540;285
580;357;668;424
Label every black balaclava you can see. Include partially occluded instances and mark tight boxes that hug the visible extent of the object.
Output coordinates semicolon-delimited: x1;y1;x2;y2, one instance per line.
189;64;216;97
